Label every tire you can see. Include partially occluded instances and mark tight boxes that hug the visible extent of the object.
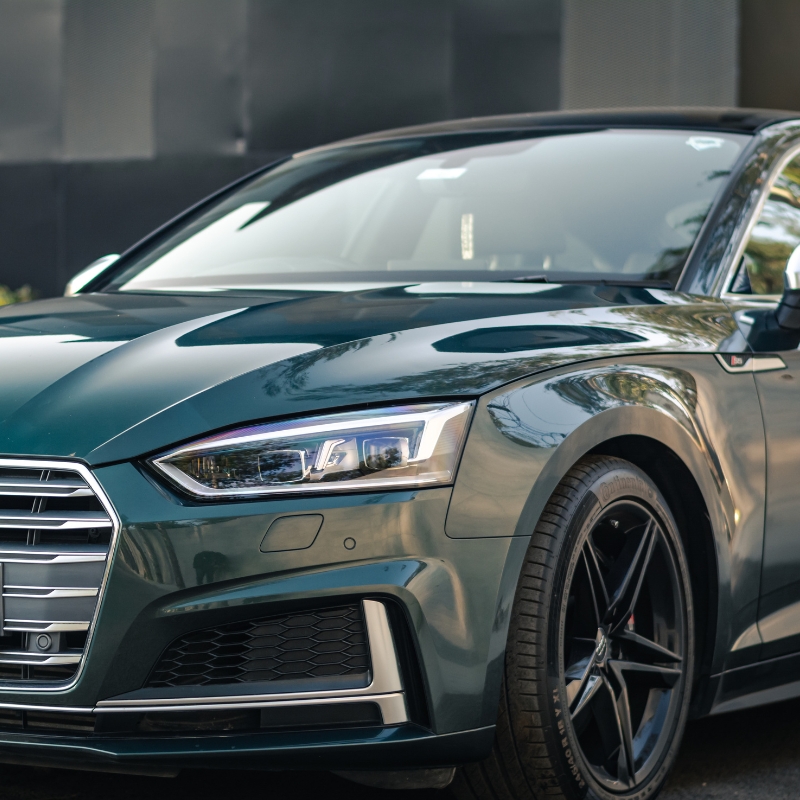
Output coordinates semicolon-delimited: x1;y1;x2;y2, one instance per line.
452;455;694;800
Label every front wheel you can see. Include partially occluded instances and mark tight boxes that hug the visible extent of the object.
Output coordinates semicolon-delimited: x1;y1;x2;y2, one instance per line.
453;456;694;800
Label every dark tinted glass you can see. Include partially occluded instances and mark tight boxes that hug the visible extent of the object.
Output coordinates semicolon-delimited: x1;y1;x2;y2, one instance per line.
109;129;746;293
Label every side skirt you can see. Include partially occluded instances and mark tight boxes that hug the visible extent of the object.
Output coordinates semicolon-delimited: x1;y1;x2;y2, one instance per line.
709;651;800;715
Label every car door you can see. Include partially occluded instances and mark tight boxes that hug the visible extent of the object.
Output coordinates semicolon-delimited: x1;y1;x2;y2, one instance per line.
726;147;800;660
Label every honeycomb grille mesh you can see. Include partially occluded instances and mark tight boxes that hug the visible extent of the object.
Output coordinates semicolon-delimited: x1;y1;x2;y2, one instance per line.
148;604;370;688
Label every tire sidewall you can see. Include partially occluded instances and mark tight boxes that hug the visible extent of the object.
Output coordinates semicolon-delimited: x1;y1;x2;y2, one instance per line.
544;463;695;800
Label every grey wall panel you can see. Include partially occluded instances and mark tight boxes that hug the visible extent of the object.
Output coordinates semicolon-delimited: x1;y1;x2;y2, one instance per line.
154;0;247;155
247;0;454;152
740;0;800;111
63;0;155;160
562;0;738;109
452;0;560;117
0;0;62;161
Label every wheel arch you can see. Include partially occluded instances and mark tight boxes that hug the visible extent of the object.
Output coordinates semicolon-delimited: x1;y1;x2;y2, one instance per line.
506;407;729;706
450;362;742;728
589;435;718;718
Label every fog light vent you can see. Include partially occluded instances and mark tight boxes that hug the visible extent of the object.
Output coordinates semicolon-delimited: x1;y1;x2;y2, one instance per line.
147;604;369;688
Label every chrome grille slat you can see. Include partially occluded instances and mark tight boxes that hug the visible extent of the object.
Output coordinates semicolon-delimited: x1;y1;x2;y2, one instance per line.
0;478;93;498
0;553;105;564
0;459;117;687
4;620;90;633
0;511;112;530
3;587;99;599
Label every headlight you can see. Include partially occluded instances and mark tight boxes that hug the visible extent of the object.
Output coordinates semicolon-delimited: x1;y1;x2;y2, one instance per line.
150;402;474;498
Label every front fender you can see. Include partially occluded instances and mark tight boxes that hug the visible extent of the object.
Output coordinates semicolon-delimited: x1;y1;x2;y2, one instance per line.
446;354;765;716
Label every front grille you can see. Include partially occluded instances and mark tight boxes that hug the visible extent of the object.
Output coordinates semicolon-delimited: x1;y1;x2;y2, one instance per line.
148;604;369;688
0;460;115;684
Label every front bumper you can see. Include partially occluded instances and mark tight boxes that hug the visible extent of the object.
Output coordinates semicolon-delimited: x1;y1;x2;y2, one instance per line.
0;723;495;776
0;460;522;769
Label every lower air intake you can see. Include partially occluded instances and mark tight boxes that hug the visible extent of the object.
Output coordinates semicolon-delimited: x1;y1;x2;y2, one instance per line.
148;604;369;688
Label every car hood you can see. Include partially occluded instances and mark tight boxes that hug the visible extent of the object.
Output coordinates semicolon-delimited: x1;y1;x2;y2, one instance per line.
0;284;740;464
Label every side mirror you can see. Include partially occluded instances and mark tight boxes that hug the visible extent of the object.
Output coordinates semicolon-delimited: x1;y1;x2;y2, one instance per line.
776;244;800;330
64;254;119;297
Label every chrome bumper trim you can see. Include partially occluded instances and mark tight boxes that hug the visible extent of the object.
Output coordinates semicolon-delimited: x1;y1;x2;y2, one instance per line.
0;702;93;713
0;652;82;665
4;621;90;633
94;691;408;726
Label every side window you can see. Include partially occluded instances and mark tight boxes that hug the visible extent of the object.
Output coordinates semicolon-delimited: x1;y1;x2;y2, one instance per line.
731;153;800;295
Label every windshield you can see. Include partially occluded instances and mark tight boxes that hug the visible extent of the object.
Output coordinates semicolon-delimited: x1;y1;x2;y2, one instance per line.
107;129;747;294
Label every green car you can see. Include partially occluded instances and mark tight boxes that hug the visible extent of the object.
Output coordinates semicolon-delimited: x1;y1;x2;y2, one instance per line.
2;108;800;800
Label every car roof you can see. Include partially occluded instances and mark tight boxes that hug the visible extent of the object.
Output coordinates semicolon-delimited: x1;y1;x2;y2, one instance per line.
320;108;799;151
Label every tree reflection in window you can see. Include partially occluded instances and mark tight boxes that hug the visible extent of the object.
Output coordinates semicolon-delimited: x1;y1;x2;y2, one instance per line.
737;156;800;295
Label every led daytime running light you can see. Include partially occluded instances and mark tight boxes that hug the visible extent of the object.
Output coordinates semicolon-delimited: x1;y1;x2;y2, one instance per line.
150;402;474;498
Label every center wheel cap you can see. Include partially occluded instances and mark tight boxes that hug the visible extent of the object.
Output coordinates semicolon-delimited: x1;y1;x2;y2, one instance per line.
594;628;608;666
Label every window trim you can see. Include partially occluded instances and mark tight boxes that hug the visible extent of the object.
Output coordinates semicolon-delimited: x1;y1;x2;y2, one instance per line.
720;139;800;304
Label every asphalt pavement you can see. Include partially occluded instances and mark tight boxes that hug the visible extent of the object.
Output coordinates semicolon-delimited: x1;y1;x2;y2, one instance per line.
0;698;797;799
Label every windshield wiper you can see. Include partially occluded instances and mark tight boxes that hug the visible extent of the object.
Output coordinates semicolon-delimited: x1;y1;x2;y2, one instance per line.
501;275;673;289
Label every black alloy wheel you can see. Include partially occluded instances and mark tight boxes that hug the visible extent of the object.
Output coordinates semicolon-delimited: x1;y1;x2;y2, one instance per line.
453;456;694;800
561;499;687;792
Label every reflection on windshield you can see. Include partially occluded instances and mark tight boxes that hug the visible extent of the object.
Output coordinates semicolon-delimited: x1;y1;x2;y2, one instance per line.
110;129;746;293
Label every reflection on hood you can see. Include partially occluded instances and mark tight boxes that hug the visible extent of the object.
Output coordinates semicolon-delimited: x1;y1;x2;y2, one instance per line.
0;284;737;463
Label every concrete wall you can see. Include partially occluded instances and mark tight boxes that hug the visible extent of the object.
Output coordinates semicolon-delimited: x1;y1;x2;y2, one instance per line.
562;0;739;109
739;0;800;111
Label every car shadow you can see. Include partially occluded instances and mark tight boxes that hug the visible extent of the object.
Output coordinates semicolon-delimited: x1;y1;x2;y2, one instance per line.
662;696;800;798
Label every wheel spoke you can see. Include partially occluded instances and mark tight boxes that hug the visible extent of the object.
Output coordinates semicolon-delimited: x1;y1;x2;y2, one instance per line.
600;672;635;788
566;634;599;707
571;672;602;722
604;519;657;632
609;658;682;688
582;541;608;625
590;681;625;771
617;629;682;664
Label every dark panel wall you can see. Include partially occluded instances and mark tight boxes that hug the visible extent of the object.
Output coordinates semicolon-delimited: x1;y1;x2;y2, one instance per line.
452;0;560;117
740;0;800;111
247;0;560;152
0;164;60;293
0;155;274;297
247;1;453;151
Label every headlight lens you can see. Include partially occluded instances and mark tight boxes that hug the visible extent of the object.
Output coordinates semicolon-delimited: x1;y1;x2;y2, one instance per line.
150;402;474;498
